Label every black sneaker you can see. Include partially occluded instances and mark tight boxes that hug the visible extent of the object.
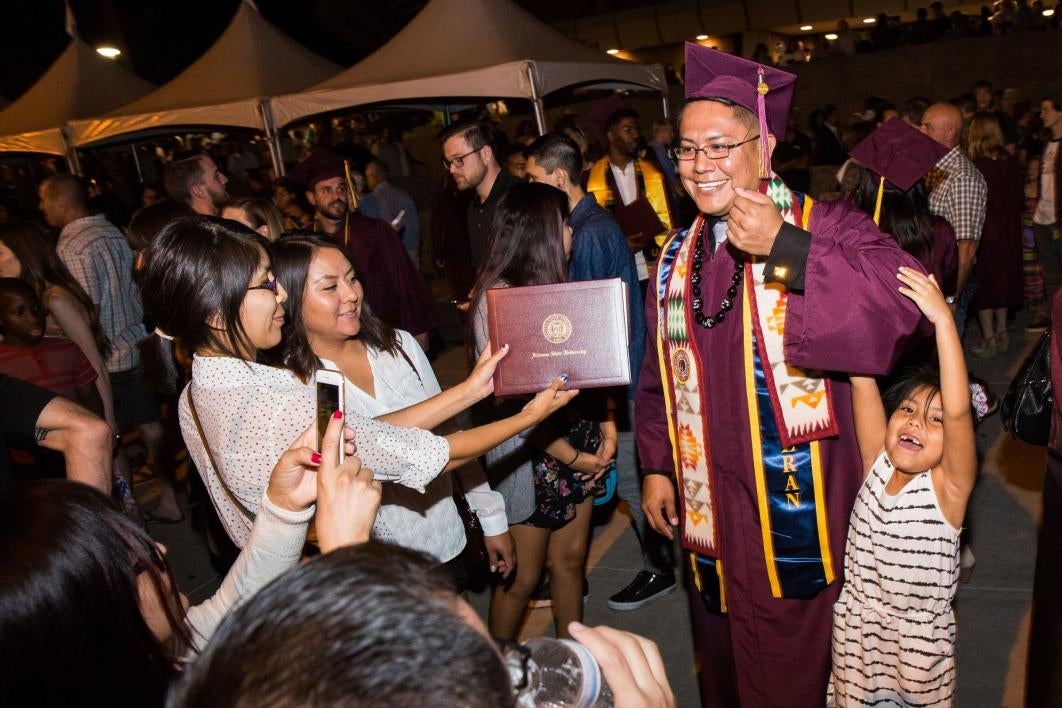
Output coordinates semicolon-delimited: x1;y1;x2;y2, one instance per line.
607;571;677;611
527;576;589;609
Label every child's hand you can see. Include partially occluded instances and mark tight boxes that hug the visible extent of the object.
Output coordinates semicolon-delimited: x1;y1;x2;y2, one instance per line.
896;267;949;325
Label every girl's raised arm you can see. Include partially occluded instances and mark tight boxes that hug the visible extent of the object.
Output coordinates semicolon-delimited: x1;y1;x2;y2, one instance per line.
896;267;977;526
849;375;886;477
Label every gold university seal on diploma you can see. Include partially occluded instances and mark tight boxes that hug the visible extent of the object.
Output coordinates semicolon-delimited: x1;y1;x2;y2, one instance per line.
542;314;573;344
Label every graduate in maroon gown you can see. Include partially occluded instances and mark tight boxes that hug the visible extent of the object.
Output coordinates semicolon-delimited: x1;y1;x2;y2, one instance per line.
636;44;925;707
289;149;440;347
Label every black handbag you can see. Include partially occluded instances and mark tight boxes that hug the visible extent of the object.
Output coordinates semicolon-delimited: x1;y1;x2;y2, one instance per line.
1002;328;1053;446
451;473;493;590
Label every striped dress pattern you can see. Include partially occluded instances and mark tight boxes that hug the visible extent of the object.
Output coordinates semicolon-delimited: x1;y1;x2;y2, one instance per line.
829;452;961;707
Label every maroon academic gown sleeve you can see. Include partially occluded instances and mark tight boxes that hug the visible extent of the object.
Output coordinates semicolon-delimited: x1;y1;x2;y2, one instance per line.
782;199;926;375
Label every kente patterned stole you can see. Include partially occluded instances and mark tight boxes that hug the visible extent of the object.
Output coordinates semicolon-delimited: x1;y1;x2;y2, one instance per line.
654;177;838;610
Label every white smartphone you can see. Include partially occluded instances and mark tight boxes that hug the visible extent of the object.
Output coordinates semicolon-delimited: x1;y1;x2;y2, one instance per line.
315;369;345;464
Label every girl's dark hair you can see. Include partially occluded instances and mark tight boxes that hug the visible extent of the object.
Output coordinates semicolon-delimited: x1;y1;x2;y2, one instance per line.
853;171;936;268
883;366;941;418
468;182;570;316
467;183;570;365
126;200;196;251
270;232;398;383
0;480;190;707
138;216;268;361
0;220;110;358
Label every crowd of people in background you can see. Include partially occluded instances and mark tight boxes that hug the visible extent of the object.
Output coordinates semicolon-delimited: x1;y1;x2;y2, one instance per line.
0;19;1060;706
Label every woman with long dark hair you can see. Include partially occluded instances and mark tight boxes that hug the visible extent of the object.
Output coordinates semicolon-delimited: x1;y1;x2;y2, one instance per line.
0;220;114;428
137;216;574;550
0;413;379;708
270;232;517;576
469;182;614;640
852;165;958;295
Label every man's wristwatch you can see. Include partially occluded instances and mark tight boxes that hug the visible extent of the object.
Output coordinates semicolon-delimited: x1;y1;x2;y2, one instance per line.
944;295;956;305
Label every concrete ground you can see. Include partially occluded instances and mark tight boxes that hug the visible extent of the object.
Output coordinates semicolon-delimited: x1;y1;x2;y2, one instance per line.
147;295;1046;707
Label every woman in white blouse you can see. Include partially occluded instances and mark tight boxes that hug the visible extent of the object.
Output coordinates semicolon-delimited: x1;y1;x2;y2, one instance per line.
270;234;514;576
137;216;576;549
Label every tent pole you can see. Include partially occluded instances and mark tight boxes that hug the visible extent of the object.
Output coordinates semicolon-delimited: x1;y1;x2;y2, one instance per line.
443;105;453;127
259;99;286;178
661;92;670;119
60;128;81;176
130;143;144;182
526;64;546;135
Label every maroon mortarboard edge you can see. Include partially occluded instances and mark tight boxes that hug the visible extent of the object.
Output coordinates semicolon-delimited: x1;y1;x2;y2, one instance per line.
683;42;797;179
848;118;949;224
288;148;359;210
589;94;628;152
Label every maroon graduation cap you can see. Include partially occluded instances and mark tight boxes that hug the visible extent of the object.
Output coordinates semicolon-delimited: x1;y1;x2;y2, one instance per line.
588;94;629;151
289;148;347;190
848;118;949;191
848;118;949;223
684;42;797;177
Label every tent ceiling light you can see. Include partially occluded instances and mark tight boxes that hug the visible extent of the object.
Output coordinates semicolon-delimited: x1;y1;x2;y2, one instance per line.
96;46;121;59
606;48;620;55
1044;8;1055;16
800;25;813;31
863;17;876;23
695;34;709;40
824;33;839;40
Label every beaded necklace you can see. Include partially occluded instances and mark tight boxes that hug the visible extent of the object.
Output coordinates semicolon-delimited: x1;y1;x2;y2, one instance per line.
690;220;743;329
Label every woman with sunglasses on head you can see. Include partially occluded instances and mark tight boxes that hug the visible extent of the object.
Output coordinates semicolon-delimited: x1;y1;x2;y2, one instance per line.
138;216;576;550
469;183;616;641
271;232;519;578
0;414;379;708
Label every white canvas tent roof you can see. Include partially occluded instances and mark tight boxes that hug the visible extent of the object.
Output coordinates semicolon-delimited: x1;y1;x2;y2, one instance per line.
269;0;666;128
70;1;341;147
0;39;154;155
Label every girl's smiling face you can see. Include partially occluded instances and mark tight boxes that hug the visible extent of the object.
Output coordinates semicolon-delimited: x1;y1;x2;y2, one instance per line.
236;250;287;355
885;384;945;474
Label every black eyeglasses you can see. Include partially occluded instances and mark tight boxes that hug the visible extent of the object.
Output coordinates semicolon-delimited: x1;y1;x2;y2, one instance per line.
248;272;280;294
442;146;484;170
670;134;760;161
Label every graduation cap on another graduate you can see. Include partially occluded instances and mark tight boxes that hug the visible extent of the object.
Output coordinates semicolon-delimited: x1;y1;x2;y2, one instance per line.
588;94;629;151
683;42;797;178
848;118;949;224
288;148;360;209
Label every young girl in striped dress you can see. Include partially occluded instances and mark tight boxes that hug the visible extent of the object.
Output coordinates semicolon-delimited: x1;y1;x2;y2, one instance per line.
830;267;978;707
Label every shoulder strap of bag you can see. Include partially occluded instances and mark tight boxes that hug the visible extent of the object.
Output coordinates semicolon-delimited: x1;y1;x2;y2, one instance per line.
187;390;256;522
394;339;424;386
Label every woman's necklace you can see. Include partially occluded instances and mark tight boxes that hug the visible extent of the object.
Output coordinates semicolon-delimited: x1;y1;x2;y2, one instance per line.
690;221;743;330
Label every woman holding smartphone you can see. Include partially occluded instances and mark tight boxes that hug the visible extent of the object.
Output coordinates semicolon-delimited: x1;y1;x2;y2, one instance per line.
0;413;379;707
469;183;615;641
138;216;576;550
271;233;516;578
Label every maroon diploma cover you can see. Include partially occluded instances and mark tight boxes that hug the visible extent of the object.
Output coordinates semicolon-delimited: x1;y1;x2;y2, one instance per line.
486;279;631;396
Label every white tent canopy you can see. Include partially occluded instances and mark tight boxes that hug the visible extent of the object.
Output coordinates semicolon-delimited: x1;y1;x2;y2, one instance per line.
269;0;666;129
0;39;154;155
69;0;341;147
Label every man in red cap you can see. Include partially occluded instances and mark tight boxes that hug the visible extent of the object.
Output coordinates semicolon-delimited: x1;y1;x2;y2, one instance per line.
636;44;925;706
290;149;440;348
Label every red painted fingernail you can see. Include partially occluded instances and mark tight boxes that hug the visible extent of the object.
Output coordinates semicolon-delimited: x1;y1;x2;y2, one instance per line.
332;410;343;419
310;452;322;464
